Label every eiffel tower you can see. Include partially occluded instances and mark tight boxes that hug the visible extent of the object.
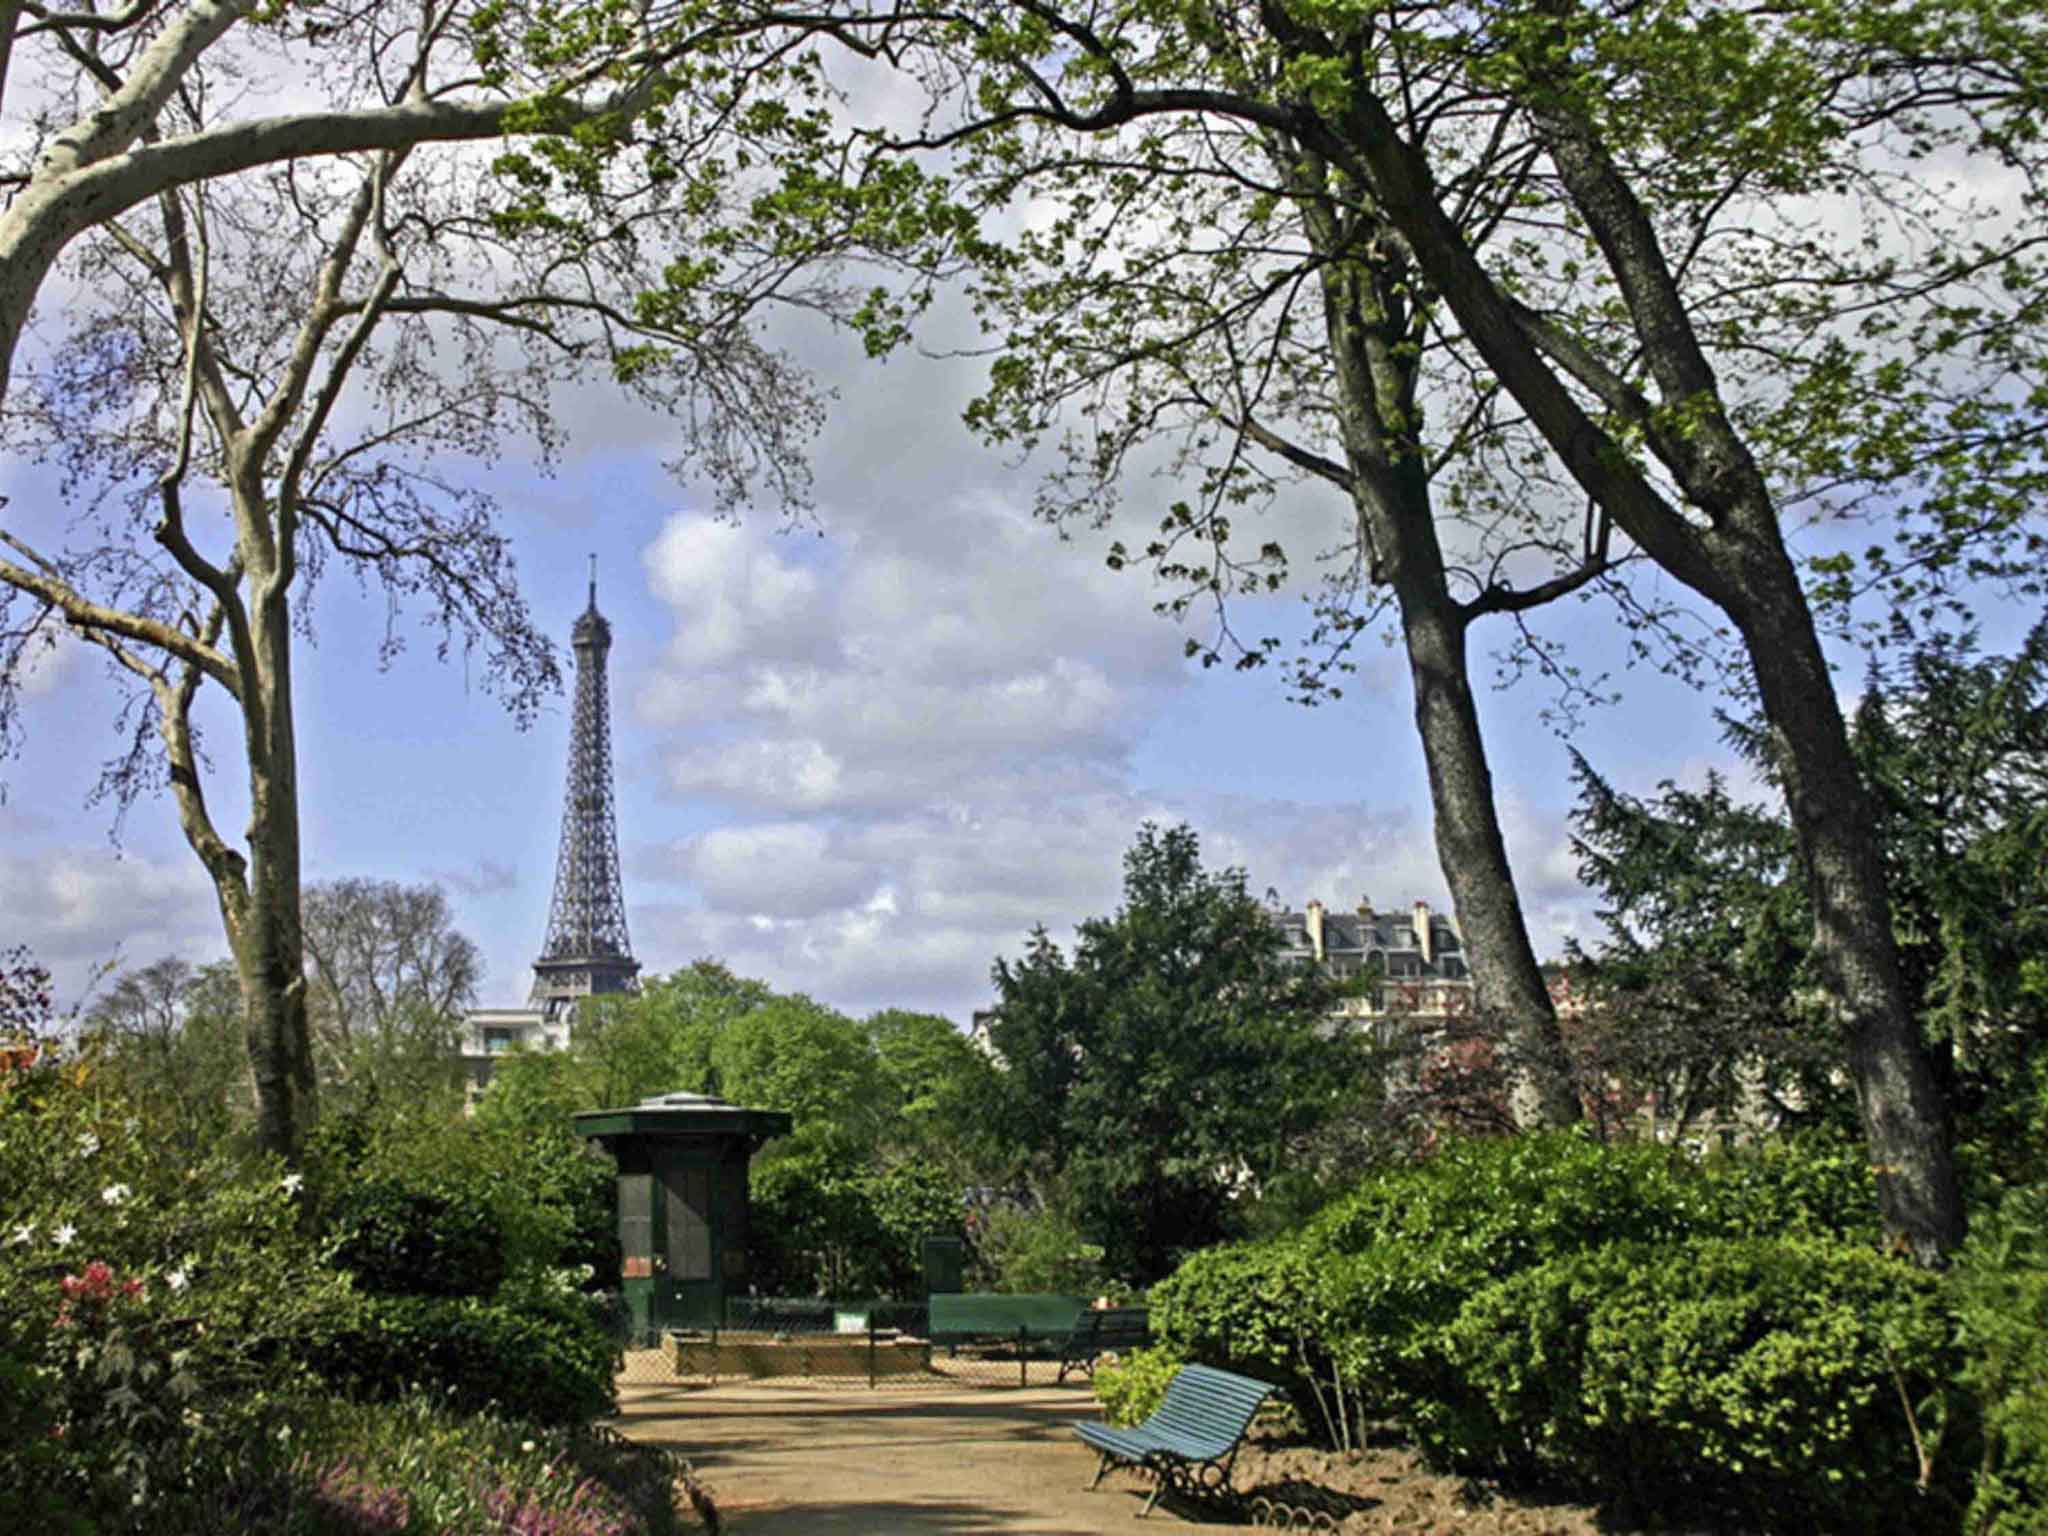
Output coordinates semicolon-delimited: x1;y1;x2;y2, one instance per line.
531;558;640;1020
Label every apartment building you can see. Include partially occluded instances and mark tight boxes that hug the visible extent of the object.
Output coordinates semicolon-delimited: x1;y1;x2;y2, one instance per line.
1274;897;1475;1034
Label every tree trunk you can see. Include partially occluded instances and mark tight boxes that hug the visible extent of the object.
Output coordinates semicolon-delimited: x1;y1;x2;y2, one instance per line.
1307;198;1580;1127
1722;538;1964;1260
239;557;315;1163
1398;589;1581;1127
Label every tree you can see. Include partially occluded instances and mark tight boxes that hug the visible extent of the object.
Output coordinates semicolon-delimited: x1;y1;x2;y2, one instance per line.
0;0;928;1162
300;877;479;1083
0;944;53;1047
1564;762;1845;1145
985;822;1358;1284
1850;624;2048;1114
817;0;2048;1258
78;956;248;1155
711;992;889;1157
483;959;894;1153
475;960;979;1297
82;955;195;1050
866;1007;1009;1182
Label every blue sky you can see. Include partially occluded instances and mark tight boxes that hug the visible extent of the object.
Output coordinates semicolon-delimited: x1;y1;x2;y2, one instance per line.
4;281;2026;1026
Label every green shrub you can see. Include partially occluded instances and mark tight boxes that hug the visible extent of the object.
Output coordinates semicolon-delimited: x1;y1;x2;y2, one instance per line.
1151;1240;1314;1373
306;1282;620;1426
1094;1345;1186;1427
312;1111;612;1292
1154;1131;1885;1442
328;1175;508;1298
1143;1128;1899;1474
1689;1134;1884;1243
1955;1187;2048;1536
1438;1237;1952;1530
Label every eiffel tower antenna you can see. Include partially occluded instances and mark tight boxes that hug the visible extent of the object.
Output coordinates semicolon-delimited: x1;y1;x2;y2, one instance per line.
531;557;639;1018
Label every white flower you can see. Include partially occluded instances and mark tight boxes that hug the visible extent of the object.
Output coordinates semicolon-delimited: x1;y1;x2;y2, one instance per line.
52;1222;76;1249
280;1173;303;1197
166;1267;189;1294
276;1425;292;1443
76;1133;99;1157
521;1440;536;1454
100;1183;131;1207
6;1222;31;1247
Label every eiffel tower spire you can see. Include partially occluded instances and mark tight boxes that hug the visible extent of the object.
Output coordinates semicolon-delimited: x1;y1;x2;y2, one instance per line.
532;557;639;1018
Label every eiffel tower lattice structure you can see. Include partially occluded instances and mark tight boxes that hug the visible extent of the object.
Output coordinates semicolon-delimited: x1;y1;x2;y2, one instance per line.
531;560;641;1020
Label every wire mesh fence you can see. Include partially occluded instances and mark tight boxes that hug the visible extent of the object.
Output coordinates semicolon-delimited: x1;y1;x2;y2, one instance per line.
612;1297;1107;1391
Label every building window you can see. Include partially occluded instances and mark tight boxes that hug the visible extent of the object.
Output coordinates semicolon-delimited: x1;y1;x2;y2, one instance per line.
1389;953;1422;979
483;1027;520;1055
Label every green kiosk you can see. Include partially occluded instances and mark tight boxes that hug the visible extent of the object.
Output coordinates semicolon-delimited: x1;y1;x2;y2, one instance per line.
574;1091;792;1342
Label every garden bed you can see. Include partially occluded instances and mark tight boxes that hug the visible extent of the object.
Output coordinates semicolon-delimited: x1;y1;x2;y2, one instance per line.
667;1329;933;1382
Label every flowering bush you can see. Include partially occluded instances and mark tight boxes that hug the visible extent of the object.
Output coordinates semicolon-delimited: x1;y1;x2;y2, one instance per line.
0;1032;352;1526
281;1394;692;1536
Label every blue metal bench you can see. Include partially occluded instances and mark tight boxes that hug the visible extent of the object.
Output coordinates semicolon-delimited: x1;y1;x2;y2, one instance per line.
1073;1362;1274;1517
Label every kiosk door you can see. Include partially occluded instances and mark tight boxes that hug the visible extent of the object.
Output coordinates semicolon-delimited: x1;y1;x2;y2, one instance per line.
659;1157;721;1329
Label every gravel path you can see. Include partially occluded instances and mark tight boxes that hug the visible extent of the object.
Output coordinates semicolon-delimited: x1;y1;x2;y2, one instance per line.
610;1377;1202;1534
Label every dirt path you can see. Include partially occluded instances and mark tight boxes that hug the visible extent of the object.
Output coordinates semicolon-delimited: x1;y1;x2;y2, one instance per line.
610;1378;1194;1534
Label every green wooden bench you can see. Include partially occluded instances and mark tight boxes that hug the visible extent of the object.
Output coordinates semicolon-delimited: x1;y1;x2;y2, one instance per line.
1056;1305;1151;1383
1072;1363;1274;1518
927;1293;1084;1351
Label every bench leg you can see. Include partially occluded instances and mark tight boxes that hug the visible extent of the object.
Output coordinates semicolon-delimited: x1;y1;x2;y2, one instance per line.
1086;1448;1116;1491
1137;1463;1169;1519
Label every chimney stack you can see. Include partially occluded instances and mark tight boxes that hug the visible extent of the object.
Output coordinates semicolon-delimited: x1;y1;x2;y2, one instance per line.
1414;899;1433;965
1305;899;1326;962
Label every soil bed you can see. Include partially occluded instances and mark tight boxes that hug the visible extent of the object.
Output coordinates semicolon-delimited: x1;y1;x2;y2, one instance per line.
1231;1421;1606;1534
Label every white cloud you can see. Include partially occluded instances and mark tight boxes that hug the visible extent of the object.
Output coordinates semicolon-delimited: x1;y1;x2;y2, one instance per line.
0;845;223;1010
643;518;833;670
636;503;1186;820
622;485;1616;1017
